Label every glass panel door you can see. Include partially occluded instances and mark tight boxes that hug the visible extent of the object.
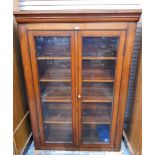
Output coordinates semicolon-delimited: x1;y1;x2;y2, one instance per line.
78;31;124;146
28;31;75;145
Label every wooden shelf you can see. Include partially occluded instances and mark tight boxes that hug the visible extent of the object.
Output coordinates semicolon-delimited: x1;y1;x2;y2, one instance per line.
37;56;70;60
44;124;72;143
83;69;115;83
41;86;71;102
83;79;114;82
42;96;71;102
82;104;111;124
82;124;110;144
82;86;113;102
83;116;111;125
39;67;114;82
40;79;71;82
83;76;114;83
83;57;116;60
36;48;70;58
83;70;114;82
82;97;112;103
41;85;113;102
43;104;111;125
39;68;71;82
82;129;109;144
44;107;72;124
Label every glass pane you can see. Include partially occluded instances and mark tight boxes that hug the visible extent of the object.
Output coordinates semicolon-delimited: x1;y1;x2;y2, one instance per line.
38;60;70;81
82;82;114;102
40;82;71;102
83;37;119;57
81;36;119;145
82;103;112;124
35;36;72;143
44;124;72;143
42;103;72;124
42;103;72;143
82;124;110;144
35;37;70;57
83;60;115;81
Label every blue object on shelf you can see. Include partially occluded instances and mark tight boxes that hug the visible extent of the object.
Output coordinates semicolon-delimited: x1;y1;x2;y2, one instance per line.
96;124;110;143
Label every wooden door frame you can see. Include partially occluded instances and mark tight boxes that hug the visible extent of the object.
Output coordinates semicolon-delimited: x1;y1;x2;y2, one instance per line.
27;30;77;148
77;30;127;148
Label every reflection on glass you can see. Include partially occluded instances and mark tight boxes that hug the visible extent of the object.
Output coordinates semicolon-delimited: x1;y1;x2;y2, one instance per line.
35;37;70;57
44;124;72;143
83;37;119;57
82;60;115;81
35;36;72;143
81;36;119;145
38;60;71;81
82;124;110;144
82;82;114;101
42;103;72;124
82;103;112;124
42;103;72;143
40;82;71;101
82;103;112;144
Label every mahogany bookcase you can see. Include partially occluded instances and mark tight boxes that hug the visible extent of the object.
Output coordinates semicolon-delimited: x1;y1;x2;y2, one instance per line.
14;10;141;151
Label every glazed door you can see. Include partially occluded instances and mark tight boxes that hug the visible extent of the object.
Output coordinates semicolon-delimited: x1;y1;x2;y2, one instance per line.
77;31;126;148
27;31;76;147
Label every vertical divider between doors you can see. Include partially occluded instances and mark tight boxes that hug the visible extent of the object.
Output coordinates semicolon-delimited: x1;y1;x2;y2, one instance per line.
74;29;78;147
27;31;46;145
71;31;77;147
77;31;82;147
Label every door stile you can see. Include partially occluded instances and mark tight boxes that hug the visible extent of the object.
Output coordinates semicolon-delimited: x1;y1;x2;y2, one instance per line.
70;31;77;147
110;31;126;146
28;31;45;145
77;31;83;146
74;29;80;147
18;25;41;148
115;23;137;149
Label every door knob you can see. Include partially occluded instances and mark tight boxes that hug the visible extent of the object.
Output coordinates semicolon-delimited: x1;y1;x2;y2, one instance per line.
77;94;81;99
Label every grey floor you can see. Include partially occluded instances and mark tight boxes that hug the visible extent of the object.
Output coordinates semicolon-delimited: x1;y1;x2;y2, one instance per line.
25;140;130;155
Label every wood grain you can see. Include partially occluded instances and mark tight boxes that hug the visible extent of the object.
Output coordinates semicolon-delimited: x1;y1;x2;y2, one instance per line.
14;10;141;150
77;30;126;148
13;20;28;130
13;19;32;154
124;49;142;155
110;31;126;147
14;10;141;23
28;30;77;147
26;23;128;30
18;25;40;148
114;23;137;150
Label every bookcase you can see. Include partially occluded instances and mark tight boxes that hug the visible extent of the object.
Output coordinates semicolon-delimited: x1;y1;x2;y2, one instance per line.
14;10;141;151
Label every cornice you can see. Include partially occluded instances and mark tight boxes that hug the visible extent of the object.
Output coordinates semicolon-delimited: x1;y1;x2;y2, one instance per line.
14;10;142;23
